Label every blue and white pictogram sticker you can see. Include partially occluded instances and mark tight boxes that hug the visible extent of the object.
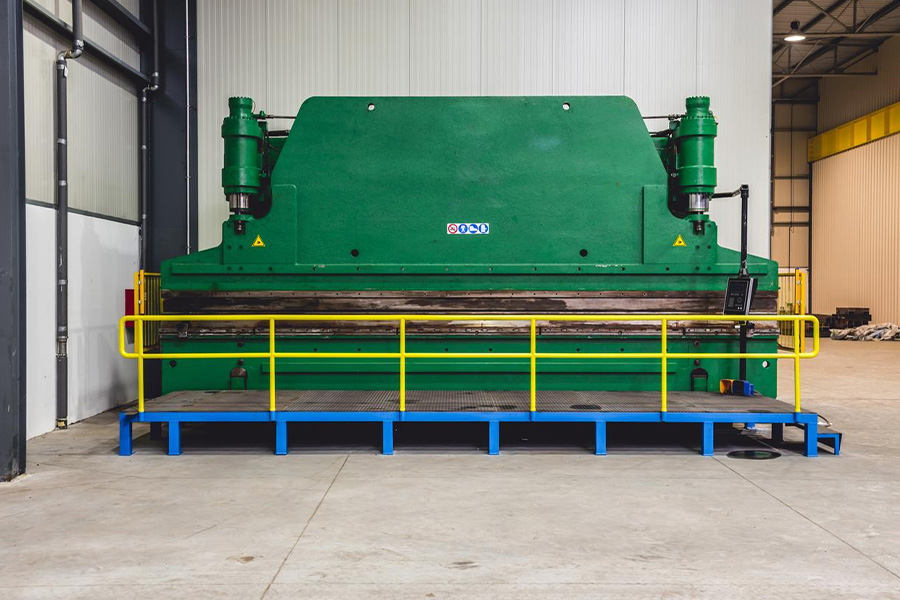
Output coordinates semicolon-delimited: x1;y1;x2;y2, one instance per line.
447;222;489;235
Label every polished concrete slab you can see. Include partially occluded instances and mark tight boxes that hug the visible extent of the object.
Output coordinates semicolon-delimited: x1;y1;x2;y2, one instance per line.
1;339;899;599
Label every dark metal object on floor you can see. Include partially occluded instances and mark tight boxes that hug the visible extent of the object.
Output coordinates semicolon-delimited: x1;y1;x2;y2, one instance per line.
727;450;781;460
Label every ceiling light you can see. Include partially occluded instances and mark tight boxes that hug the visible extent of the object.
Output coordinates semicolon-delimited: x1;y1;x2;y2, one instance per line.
784;20;806;42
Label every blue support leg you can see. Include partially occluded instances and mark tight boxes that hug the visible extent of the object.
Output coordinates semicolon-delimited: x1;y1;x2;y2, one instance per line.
150;422;163;440
702;422;714;456
804;420;818;457
118;414;133;456
771;423;784;444
594;421;607;456
382;421;394;455
168;420;182;456
488;421;500;455
275;420;288;456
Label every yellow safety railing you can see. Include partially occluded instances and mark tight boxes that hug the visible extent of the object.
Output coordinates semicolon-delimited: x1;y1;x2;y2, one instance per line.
778;270;807;353
119;313;819;416
133;270;161;348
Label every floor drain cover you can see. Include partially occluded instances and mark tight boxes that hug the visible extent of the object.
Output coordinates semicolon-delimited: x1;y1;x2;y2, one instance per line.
727;450;782;460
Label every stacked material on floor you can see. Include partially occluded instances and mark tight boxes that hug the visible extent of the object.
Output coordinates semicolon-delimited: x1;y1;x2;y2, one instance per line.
831;323;900;341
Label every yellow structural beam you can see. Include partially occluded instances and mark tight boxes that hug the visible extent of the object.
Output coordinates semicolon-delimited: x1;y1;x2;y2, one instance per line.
808;100;900;162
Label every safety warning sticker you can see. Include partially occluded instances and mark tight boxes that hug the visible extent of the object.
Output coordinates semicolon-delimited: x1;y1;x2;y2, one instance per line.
672;234;686;247
448;223;489;235
252;235;266;247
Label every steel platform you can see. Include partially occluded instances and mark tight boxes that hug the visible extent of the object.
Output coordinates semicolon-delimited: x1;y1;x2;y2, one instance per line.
118;390;826;458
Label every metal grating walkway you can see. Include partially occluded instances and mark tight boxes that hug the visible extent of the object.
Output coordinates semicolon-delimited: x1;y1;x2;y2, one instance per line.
131;390;800;414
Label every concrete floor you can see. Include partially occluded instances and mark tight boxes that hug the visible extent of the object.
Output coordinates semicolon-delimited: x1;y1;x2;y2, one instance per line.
1;339;899;599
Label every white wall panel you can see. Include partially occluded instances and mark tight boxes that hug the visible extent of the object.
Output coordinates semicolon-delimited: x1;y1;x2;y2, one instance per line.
553;0;624;95
23;16;139;222
25;206;57;439
338;0;410;95
697;0;771;259
624;0;697;117
196;0;771;256
481;0;554;95
24;7;142;437
197;0;269;249
410;0;481;95
267;0;339;114
26;206;139;439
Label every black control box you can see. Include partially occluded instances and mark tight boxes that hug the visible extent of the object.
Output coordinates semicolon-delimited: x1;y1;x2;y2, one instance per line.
723;277;758;315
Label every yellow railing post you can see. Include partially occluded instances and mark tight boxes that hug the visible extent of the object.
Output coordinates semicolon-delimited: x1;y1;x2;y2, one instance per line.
530;318;537;412
269;318;276;412
660;318;668;413
136;314;145;413
399;318;406;412
794;317;801;413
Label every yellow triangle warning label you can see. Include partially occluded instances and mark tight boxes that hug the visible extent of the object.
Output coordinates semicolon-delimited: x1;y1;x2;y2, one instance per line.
252;235;265;248
673;234;687;247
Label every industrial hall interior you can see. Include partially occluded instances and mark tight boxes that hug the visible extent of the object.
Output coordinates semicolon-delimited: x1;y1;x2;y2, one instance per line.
2;0;900;598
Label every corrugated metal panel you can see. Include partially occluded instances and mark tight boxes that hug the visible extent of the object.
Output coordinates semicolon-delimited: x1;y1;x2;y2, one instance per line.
23;15;139;222
410;0;481;95
196;0;771;254
197;0;269;249
481;0;554;95
819;36;900;132
624;0;697;117
266;0;339;114
553;0;624;95
812;134;900;323
28;0;140;68
697;0;771;260
338;0;410;95
771;225;809;269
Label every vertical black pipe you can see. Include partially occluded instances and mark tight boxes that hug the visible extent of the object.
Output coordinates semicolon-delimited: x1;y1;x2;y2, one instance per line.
739;184;750;380
55;56;68;429
139;0;160;270
55;0;82;429
140;90;149;267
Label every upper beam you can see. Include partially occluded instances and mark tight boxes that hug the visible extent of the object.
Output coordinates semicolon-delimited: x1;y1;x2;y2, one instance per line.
809;100;900;161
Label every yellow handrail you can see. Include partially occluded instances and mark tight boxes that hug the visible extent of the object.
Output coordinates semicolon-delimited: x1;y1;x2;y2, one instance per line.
119;313;820;415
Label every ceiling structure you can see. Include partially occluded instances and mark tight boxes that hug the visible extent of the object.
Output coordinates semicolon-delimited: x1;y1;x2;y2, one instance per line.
773;0;900;97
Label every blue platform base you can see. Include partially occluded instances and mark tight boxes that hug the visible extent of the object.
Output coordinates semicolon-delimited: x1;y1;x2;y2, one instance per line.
118;410;826;458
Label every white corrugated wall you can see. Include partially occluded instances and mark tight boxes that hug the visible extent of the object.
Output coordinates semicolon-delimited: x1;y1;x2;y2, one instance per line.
196;0;771;258
23;2;140;437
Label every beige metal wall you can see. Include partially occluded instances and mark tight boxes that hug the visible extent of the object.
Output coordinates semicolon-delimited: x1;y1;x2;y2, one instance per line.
811;134;900;323
196;0;773;256
811;35;900;324
819;36;900;132
23;0;140;222
771;102;816;269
